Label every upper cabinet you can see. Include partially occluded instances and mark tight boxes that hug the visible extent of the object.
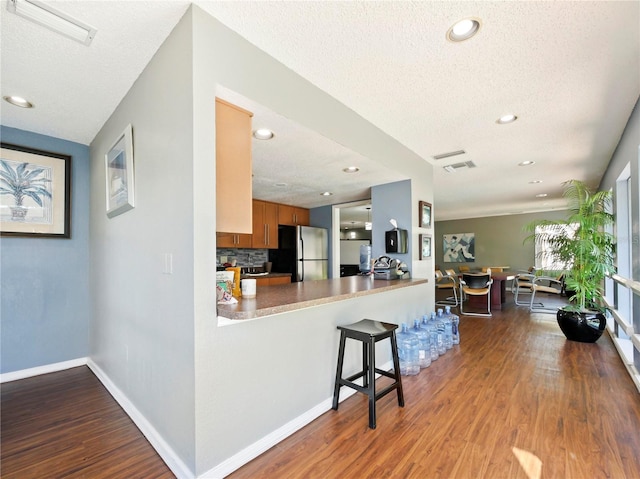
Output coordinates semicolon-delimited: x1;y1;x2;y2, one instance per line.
216;98;253;234
278;204;310;226
252;200;279;248
216;232;252;249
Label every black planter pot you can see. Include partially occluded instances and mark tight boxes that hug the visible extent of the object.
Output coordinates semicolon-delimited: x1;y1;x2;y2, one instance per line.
556;308;606;343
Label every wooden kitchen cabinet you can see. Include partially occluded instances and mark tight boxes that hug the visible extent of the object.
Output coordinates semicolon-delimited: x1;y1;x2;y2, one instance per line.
267;276;292;286
252;200;279;248
278;204;310;226
254;275;292;287
216;98;253;234
216;232;252;248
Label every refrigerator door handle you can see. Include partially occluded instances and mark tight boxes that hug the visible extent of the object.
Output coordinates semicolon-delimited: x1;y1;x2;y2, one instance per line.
299;236;304;281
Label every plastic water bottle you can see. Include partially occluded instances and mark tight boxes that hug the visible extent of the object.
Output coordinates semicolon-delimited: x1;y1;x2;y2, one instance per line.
445;305;460;345
396;323;420;376
439;308;453;350
412;319;431;368
421;315;439;361
359;244;372;274
431;312;446;356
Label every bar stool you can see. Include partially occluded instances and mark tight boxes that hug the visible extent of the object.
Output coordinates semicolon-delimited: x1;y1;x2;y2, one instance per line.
332;319;404;429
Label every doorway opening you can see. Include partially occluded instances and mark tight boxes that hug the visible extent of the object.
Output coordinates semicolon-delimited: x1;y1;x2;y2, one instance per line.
332;200;372;278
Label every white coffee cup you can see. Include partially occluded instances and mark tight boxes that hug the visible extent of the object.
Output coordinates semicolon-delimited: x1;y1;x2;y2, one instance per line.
241;278;257;298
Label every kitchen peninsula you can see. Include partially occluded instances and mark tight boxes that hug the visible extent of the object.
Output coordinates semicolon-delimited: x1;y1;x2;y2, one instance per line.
217;275;428;322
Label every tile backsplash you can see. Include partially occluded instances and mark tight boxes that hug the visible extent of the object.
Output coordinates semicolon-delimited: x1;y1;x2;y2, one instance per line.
217;248;269;267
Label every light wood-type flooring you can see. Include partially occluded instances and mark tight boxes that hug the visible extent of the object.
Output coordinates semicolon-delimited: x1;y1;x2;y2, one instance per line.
2;292;639;479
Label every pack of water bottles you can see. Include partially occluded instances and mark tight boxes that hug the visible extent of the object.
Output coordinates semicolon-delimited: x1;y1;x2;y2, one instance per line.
396;306;460;376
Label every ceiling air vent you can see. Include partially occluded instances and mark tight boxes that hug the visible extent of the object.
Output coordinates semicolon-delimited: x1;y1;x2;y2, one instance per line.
433;149;466;160
443;161;476;173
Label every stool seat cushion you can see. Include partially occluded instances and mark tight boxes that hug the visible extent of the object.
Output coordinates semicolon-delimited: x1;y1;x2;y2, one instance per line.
338;319;398;336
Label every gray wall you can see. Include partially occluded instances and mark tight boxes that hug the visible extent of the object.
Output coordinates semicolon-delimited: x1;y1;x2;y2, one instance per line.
89;12;197;474
434;210;568;273
598;97;640;376
85;5;434;475
0;126;90;373
190;6;433;475
599;98;639;192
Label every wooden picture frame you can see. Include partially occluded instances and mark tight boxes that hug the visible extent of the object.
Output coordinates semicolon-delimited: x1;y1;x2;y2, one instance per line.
105;124;135;218
0;143;71;238
419;201;432;228
419;234;432;260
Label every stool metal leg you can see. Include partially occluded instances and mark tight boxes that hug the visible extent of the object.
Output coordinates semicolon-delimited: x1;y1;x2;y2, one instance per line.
390;331;405;407
332;330;347;410
367;337;377;429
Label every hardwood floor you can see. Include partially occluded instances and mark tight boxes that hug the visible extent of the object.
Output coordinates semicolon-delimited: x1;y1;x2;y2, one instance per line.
0;366;174;479
2;293;639;479
229;294;640;479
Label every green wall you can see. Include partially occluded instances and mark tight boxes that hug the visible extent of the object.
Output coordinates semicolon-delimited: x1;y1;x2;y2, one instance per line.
434;210;568;273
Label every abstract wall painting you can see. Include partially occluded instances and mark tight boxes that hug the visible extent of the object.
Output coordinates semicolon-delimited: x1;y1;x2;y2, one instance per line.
443;232;475;263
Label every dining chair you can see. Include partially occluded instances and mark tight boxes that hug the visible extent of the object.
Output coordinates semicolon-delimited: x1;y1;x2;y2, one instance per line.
459;269;493;317
513;273;541;307
459;265;470;273
528;273;565;312
435;270;458;306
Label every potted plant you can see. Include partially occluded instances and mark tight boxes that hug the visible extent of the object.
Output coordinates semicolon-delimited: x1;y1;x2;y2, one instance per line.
524;180;615;342
0;160;52;221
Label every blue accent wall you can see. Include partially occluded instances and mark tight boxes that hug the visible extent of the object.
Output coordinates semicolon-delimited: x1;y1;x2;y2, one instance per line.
372;180;412;268
310;205;333;278
1;126;90;373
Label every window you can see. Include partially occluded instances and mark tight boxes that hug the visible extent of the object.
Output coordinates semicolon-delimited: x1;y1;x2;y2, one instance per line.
534;223;577;271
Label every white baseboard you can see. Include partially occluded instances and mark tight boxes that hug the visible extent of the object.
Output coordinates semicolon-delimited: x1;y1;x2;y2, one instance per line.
86;359;195;479
0;357;88;383
200;359;393;479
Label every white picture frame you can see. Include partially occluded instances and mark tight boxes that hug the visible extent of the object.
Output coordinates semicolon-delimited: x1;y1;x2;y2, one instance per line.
105;124;135;218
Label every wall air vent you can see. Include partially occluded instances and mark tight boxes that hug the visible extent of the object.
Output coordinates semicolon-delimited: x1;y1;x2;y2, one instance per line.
443;161;477;173
433;150;466;160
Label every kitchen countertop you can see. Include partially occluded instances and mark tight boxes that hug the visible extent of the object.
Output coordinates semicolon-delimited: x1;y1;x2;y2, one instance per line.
217;275;428;321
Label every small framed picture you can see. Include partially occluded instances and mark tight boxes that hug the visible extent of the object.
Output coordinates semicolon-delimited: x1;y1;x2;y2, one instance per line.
0;143;71;238
105;124;135;218
419;201;432;228
419;234;432;260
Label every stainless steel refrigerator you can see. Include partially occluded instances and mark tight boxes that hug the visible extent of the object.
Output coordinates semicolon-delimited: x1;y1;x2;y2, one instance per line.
269;225;328;282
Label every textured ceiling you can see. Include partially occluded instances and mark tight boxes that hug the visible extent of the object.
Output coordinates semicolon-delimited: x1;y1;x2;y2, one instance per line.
1;1;191;144
1;1;639;222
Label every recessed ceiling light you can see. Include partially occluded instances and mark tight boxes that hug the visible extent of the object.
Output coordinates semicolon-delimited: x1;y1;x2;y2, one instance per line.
447;18;481;42
253;128;274;140
3;95;34;108
497;114;518;124
343;166;359;173
519;161;535;166
529;180;542;184
321;191;332;196
536;193;548;198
